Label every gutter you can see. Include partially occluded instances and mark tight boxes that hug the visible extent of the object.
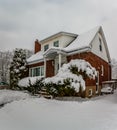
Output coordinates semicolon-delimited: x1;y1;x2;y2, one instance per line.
66;46;91;56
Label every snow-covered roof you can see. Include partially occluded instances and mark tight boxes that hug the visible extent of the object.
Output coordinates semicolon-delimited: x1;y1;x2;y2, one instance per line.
27;51;44;64
27;26;111;64
64;26;100;52
43;47;67;57
40;31;78;44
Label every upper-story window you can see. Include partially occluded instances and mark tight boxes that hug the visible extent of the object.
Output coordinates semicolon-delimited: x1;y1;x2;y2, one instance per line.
44;44;49;51
53;41;59;47
99;37;102;52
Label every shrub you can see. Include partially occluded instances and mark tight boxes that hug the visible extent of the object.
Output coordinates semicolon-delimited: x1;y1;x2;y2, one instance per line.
45;78;77;97
26;78;44;95
44;59;97;97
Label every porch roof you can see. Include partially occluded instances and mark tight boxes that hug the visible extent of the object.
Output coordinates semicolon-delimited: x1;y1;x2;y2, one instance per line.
43;47;67;58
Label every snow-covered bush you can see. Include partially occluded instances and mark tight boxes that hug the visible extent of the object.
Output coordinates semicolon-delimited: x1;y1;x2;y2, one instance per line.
18;76;44;95
18;76;43;87
44;59;97;97
45;78;77;97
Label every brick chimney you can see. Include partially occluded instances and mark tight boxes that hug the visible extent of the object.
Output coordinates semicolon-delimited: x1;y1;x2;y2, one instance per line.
34;39;41;53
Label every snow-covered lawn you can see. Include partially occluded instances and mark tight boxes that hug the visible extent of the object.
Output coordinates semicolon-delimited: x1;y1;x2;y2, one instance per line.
0;90;117;130
0;90;30;106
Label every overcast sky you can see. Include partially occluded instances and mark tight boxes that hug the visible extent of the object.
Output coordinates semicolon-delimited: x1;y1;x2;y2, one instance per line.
0;0;117;59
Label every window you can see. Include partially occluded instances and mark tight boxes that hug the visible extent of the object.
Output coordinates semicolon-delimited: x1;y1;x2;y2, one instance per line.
88;89;93;97
44;44;49;51
99;38;102;51
101;65;104;76
30;66;44;77
53;41;59;47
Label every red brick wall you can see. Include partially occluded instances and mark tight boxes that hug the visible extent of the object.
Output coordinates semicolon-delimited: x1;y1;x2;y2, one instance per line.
28;60;54;77
28;62;44;68
67;52;111;86
28;52;111;87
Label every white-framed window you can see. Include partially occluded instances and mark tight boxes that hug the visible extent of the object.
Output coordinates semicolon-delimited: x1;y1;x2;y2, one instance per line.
44;44;49;51
88;89;93;96
99;37;102;52
53;41;59;47
101;65;104;76
30;66;44;77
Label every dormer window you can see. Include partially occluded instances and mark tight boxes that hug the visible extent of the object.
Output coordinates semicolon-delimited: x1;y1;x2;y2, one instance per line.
53;41;59;47
99;38;102;52
44;44;49;51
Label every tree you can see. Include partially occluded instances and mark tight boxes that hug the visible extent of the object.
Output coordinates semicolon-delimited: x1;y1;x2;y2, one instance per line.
0;51;13;83
10;48;28;89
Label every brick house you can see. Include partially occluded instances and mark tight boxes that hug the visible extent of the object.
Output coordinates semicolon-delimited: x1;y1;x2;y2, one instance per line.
27;26;111;97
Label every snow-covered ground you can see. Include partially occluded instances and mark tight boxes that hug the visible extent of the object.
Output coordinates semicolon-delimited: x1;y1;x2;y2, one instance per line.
0;90;117;130
0;90;30;106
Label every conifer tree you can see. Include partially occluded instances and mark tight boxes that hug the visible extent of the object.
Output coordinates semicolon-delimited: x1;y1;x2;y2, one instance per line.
10;48;28;89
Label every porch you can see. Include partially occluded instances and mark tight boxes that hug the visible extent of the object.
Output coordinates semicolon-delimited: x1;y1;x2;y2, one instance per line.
43;48;67;77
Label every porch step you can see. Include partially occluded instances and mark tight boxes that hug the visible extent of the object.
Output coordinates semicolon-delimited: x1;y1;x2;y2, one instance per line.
39;88;52;99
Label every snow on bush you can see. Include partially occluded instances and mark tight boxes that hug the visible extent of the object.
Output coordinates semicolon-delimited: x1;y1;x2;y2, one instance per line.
18;76;44;87
44;59;97;93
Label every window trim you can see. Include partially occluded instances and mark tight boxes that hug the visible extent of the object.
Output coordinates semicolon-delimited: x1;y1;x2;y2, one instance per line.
99;37;102;52
88;89;93;97
29;66;44;77
53;41;59;47
44;44;49;52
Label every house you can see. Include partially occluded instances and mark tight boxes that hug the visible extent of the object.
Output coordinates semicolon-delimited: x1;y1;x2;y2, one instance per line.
27;26;111;97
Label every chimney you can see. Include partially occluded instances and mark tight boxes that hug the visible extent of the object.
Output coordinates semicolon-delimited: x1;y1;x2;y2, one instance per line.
34;39;41;54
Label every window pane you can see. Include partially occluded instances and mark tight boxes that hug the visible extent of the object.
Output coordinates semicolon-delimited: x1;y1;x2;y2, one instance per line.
33;68;36;76
53;41;59;47
36;68;40;76
31;66;44;77
99;38;102;51
44;44;49;51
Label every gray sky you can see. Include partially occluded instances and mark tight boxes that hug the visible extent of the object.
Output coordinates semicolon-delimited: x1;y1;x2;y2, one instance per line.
0;0;117;59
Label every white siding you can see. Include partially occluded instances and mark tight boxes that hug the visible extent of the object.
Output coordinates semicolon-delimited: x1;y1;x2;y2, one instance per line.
60;35;75;48
91;33;108;62
41;35;75;52
54;55;67;75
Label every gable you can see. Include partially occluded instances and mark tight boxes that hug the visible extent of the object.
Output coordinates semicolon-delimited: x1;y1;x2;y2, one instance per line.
65;26;111;63
41;35;76;52
90;30;110;63
40;32;77;52
65;26;100;52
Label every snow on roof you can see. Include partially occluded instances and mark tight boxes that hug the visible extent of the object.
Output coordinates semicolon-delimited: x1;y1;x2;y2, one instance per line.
65;26;101;52
27;26;101;64
40;31;78;44
27;51;43;64
43;47;66;56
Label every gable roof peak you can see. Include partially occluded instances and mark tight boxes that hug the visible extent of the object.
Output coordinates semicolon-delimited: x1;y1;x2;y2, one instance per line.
64;26;102;52
40;31;78;44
